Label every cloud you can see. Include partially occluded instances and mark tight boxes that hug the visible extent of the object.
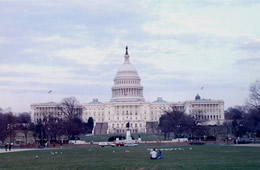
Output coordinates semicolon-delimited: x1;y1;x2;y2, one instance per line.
0;0;259;112
235;37;260;52
187;0;260;6
0;37;11;45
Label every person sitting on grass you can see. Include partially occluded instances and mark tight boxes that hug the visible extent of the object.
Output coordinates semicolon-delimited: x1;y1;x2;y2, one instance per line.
150;148;157;160
157;149;163;159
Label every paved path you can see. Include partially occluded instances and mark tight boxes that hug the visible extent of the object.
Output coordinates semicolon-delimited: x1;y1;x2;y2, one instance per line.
231;144;260;147
0;148;38;154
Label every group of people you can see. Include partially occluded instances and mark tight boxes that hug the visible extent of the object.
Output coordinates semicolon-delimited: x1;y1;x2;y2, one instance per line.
150;148;163;160
4;143;13;151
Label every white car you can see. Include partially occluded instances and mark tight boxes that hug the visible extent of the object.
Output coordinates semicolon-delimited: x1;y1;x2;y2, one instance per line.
98;142;116;147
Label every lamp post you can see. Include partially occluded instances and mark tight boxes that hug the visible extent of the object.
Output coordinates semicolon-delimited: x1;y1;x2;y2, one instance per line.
177;125;180;139
113;128;116;141
239;123;243;138
40;124;43;148
226;125;229;145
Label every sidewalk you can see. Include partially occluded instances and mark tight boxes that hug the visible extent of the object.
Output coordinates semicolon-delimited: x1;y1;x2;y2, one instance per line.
0;148;38;154
231;144;260;147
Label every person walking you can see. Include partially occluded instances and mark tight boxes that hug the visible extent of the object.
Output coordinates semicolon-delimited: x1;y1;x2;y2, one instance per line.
5;143;8;151
8;143;12;151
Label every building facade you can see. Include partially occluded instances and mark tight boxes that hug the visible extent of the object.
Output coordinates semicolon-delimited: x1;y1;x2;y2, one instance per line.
31;102;82;123
81;47;224;134
31;47;225;134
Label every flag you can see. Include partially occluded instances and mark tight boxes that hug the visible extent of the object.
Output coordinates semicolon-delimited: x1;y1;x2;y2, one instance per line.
48;90;52;93
201;87;204;90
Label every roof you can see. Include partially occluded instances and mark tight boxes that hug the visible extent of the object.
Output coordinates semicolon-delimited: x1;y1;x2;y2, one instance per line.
153;98;167;103
88;99;103;104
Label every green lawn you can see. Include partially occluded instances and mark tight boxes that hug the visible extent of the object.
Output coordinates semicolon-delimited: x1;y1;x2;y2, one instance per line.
1;145;260;170
80;134;170;142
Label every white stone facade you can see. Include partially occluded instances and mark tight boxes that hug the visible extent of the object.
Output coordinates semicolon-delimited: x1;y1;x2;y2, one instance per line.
31;102;82;123
82;47;225;134
31;47;225;134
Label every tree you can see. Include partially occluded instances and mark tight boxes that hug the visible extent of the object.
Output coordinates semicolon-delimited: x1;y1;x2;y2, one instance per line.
159;106;210;139
64;117;85;140
43;115;64;142
16;112;33;144
59;97;82;120
5;112;17;143
248;80;260;111
159;107;190;139
17;112;31;123
0;113;8;143
57;97;85;140
243;108;260;138
158;115;172;140
86;117;94;134
189;110;208;138
225;106;246;137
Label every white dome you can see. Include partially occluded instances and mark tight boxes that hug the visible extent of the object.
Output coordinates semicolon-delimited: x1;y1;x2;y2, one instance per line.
111;47;144;102
117;63;138;74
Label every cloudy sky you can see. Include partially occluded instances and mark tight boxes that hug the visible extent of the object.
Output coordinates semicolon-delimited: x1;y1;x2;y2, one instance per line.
0;0;260;112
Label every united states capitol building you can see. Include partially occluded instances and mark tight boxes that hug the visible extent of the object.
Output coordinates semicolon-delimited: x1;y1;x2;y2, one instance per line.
31;47;224;134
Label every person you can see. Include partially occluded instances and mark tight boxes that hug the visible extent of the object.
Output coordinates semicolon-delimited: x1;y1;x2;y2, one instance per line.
60;140;63;148
157;149;163;159
150;148;157;160
5;143;8;151
8;143;12;151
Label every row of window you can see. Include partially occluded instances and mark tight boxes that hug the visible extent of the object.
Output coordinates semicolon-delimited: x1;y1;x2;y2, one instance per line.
117;105;138;109
195;114;221;120
191;109;221;114
192;104;220;107
112;123;143;128
115;79;140;85
109;116;143;121
35;107;82;111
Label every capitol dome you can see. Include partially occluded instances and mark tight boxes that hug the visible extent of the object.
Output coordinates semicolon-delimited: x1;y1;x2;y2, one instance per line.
110;46;144;102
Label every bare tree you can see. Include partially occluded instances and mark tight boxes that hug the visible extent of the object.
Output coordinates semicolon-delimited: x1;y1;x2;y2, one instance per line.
158;115;172;140
17;112;31;124
0;113;8;143
248;80;260;111
59;97;82;120
159;107;188;139
6;112;17;143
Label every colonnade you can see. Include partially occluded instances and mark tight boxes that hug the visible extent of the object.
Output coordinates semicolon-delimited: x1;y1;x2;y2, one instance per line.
112;88;143;97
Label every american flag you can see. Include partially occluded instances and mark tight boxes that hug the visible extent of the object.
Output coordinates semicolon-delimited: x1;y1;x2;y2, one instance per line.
201;87;204;90
48;90;52;93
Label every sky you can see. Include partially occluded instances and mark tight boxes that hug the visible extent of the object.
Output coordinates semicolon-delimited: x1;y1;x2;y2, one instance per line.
0;0;260;113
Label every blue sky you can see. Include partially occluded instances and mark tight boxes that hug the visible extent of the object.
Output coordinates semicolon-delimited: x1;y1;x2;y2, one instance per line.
0;0;260;112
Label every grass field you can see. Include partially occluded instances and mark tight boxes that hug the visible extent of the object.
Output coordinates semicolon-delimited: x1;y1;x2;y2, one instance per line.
80;134;169;142
1;144;260;170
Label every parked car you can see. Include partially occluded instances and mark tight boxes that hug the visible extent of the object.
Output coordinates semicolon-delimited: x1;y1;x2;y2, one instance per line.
115;142;125;147
237;138;251;144
98;142;116;147
124;143;138;147
189;140;205;145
